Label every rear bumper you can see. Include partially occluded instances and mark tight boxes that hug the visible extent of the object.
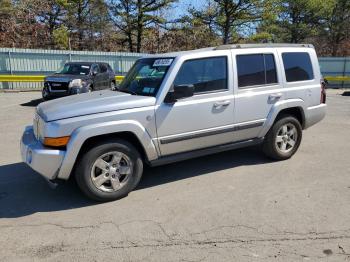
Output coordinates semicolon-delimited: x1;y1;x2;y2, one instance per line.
20;126;65;180
304;103;327;129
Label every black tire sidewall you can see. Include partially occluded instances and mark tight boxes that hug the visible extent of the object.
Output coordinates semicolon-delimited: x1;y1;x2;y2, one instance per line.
110;82;115;91
42;87;50;100
264;116;302;160
75;140;143;201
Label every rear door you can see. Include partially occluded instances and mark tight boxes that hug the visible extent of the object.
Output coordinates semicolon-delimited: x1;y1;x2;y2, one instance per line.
278;49;319;107
232;49;283;141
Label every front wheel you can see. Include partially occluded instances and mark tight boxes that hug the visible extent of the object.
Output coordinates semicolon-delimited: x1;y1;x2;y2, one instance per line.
42;87;50;101
75;139;143;201
262;115;302;160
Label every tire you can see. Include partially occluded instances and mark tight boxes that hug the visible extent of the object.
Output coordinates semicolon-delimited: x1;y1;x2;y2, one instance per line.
75;139;143;202
110;81;116;91
42;87;50;101
262;115;302;160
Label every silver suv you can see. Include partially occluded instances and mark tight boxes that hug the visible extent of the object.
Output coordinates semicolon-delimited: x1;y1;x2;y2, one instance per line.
21;44;327;201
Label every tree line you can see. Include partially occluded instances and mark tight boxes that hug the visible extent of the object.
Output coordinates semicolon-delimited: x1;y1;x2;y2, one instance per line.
0;0;349;56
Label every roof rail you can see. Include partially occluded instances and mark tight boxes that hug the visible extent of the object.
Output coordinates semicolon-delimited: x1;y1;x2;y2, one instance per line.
214;43;314;50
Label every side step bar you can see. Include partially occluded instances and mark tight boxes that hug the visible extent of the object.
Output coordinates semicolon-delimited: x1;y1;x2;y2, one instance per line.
149;138;264;167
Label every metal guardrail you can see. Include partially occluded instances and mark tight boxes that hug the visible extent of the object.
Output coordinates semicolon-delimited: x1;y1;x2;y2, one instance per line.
323;76;350;81
0;75;125;82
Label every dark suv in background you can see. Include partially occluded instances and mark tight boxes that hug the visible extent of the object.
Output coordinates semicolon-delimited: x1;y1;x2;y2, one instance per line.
42;62;116;100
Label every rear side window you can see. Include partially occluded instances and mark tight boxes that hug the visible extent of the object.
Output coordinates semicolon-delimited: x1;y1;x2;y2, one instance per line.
237;54;277;88
100;64;108;73
282;52;314;82
174;56;228;94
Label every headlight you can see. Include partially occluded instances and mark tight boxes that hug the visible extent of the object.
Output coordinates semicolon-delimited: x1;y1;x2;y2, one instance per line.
69;79;82;88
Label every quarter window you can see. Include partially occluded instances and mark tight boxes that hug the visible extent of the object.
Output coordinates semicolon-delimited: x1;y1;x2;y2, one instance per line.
100;64;108;73
282;52;314;82
173;56;228;94
237;54;278;88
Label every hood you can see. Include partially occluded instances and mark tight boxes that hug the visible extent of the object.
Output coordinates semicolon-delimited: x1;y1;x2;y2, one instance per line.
37;90;156;122
45;74;90;82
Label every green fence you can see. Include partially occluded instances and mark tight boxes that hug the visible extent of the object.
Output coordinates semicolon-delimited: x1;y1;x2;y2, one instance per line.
319;57;350;88
0;48;146;89
0;48;349;89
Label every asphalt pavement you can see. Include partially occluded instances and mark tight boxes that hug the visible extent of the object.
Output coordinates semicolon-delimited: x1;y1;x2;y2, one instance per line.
0;90;349;261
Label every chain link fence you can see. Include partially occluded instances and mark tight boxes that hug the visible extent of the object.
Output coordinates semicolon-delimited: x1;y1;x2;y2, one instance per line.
0;48;146;89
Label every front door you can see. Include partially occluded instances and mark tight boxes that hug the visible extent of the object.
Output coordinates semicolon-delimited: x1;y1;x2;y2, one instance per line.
155;54;235;156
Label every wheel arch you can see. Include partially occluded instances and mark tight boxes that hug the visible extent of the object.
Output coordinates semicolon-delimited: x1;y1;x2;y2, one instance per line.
56;120;159;180
275;107;305;128
259;99;307;138
77;132;149;164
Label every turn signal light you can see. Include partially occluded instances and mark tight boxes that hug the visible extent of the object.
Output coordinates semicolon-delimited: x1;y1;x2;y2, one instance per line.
43;136;70;147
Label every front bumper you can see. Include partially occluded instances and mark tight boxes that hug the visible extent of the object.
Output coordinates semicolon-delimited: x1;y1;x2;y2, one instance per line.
20;126;65;180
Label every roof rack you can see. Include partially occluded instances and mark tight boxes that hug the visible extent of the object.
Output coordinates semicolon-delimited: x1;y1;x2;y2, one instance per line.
214;43;314;50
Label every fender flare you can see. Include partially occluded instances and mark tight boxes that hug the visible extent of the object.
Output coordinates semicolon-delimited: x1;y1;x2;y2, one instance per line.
56;120;158;180
258;98;306;138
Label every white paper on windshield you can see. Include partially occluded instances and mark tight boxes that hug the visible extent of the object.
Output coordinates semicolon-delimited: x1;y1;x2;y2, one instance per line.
81;66;90;68
153;59;173;67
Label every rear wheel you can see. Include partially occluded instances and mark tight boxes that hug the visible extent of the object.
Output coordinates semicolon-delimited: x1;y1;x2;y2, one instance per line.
110;81;116;91
262;115;302;160
75;139;143;201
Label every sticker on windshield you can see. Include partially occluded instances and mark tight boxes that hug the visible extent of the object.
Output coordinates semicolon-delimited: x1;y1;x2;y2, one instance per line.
143;87;151;93
81;66;90;68
142;87;155;94
153;59;173;67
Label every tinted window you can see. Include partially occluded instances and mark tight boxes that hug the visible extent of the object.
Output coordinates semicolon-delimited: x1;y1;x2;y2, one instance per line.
282;52;314;82
237;54;278;88
174;57;227;94
100;64;107;73
265;54;278;84
237;54;265;87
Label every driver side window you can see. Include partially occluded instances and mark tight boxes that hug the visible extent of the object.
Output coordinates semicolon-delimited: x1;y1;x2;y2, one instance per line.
173;56;228;94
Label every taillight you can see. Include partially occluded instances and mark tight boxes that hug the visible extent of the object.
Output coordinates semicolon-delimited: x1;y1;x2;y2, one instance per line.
320;80;326;104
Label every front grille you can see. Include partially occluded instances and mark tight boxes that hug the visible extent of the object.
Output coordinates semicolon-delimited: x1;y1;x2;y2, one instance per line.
48;81;69;91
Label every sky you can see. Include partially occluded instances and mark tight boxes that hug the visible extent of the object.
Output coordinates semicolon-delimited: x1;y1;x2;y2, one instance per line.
169;0;206;19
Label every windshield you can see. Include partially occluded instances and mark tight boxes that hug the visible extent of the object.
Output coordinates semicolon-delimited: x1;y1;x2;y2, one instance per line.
118;58;173;96
56;64;91;75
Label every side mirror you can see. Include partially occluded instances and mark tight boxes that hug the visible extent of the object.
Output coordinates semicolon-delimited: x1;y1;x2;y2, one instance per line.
164;84;194;103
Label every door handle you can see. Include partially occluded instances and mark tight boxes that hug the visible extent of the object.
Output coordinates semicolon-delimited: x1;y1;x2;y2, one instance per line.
214;100;230;107
269;93;282;100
